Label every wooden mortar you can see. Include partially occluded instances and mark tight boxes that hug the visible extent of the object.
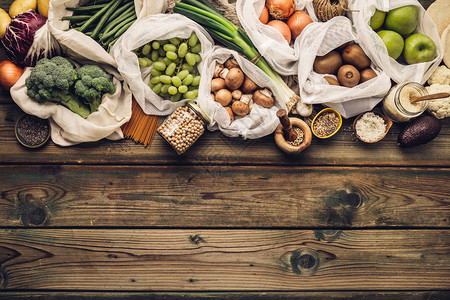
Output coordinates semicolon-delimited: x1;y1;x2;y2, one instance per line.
274;111;312;154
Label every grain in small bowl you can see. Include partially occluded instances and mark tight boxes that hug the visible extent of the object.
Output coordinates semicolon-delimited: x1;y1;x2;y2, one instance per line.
311;108;342;139
15;114;50;148
353;111;393;143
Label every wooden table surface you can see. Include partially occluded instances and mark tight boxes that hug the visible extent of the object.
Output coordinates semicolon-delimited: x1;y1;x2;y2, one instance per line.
1;0;449;299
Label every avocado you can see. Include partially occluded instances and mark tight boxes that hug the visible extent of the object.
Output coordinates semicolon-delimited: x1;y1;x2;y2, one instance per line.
398;114;441;148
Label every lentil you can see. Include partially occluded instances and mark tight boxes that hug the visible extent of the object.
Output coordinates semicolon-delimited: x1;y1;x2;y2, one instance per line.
313;111;340;137
157;103;208;154
17;115;50;146
287;126;304;146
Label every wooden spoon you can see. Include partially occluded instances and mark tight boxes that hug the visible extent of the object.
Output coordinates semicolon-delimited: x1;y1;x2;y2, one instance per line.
410;92;450;104
276;109;297;142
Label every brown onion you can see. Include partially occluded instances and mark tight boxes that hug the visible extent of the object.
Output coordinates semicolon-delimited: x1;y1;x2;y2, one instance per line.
267;20;291;44
0;60;24;91
259;6;269;24
266;0;295;20
286;11;313;39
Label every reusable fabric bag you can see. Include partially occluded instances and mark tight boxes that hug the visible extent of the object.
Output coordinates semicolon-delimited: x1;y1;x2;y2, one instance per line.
236;0;316;75
48;0;167;67
349;0;443;84
198;47;287;139
297;16;392;119
110;13;214;116
10;60;133;146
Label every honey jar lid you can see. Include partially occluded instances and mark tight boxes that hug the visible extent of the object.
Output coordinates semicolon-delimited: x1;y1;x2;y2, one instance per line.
187;100;211;125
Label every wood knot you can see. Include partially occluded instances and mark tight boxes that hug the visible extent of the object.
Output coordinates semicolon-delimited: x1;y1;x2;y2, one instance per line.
318;189;365;226
189;234;206;245
290;249;320;276
314;229;343;242
21;204;49;226
0;266;6;289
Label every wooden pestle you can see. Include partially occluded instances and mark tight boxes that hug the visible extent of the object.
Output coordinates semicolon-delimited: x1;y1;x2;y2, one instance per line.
276;109;297;142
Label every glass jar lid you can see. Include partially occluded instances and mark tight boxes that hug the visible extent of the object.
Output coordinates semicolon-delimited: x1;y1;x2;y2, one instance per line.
186;100;211;125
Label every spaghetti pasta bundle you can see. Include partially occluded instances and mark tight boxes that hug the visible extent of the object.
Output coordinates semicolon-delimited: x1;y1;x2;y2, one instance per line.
121;99;160;147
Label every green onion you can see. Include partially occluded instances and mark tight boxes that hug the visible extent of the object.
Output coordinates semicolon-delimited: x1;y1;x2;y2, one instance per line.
174;0;304;112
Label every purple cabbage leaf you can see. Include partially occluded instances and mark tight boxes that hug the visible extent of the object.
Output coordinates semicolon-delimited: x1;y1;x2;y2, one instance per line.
1;10;61;67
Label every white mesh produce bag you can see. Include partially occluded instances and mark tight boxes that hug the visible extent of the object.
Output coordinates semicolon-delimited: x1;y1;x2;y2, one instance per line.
10;60;132;146
48;0;167;67
198;47;287;139
297;16;392;119
110;13;214;116
349;0;443;84
236;0;316;75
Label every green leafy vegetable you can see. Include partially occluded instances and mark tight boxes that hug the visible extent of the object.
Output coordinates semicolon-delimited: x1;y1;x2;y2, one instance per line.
174;0;302;112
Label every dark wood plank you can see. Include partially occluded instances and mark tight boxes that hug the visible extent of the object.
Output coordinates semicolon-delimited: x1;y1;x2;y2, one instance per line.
1;104;449;166
1;291;450;300
0;229;449;290
0;165;448;227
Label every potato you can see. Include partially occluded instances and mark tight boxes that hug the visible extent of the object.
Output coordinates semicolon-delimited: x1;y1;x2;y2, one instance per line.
0;8;11;39
37;0;49;18
9;0;37;18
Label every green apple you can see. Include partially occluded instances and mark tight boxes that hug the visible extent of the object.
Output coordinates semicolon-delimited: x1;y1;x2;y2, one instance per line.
385;5;419;35
403;33;437;64
369;9;386;30
377;30;404;59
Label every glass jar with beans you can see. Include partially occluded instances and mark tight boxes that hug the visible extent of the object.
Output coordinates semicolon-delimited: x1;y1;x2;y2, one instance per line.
157;101;210;154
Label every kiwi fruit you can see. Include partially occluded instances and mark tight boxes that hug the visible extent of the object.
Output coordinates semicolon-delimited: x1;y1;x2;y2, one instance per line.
342;44;371;70
313;51;342;74
324;76;340;86
336;42;351;52
360;68;377;83
337;65;360;87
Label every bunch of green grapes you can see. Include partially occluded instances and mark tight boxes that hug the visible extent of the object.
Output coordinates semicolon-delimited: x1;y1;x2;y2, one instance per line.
135;33;202;102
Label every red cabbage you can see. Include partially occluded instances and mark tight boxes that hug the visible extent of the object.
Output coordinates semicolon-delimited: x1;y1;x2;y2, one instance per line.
1;10;60;67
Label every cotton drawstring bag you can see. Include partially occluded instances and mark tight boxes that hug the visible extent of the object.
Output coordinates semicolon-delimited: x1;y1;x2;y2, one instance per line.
296;16;392;118
349;0;443;84
10;59;133;146
198;47;287;139
48;0;167;67
236;0;316;75
110;13;214;116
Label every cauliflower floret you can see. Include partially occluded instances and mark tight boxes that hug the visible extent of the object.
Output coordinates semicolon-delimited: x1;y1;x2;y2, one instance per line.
427;65;450;85
425;83;450;119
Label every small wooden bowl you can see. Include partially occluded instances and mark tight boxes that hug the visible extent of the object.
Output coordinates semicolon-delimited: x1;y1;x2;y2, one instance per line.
353;111;393;143
311;108;342;139
15;114;51;148
274;117;312;154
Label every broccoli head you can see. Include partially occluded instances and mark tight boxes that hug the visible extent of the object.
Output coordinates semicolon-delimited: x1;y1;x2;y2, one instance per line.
25;56;90;119
74;64;115;113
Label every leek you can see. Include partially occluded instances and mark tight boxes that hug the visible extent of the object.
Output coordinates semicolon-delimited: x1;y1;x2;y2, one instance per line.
174;0;310;114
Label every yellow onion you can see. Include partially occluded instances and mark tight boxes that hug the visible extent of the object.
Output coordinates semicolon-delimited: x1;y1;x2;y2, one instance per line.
268;20;291;44
266;0;295;20
0;60;24;91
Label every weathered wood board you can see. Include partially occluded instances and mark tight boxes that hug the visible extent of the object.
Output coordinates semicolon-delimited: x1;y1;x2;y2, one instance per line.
1;104;449;166
0;165;449;228
1;229;449;290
